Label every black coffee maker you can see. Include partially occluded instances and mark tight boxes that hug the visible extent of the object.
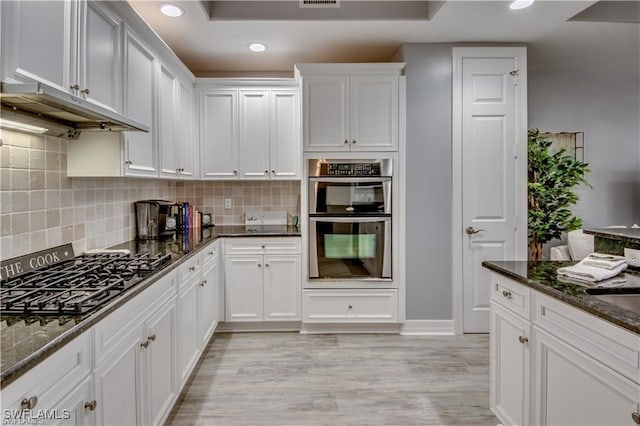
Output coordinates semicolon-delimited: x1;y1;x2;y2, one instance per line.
135;200;177;239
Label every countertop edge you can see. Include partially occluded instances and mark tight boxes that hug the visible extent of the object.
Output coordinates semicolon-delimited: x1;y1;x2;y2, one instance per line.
482;261;640;336
1;229;301;389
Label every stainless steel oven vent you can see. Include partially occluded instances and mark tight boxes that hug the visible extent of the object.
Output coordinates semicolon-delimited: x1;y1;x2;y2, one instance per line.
299;0;340;8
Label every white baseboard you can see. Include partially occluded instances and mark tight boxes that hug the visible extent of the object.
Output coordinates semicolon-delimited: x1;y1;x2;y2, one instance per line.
300;323;401;334
215;321;301;333
400;320;455;336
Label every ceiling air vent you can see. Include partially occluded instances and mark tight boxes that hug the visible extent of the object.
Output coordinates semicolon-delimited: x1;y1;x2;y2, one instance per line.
299;0;340;8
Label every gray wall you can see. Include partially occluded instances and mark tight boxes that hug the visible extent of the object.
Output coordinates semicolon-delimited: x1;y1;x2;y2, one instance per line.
528;70;640;227
395;40;639;320
393;44;454;320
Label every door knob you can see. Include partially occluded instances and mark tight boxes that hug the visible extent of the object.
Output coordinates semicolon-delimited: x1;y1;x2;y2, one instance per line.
465;226;486;235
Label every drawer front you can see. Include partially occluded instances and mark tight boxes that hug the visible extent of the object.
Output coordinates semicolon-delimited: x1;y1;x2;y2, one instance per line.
94;270;176;365
179;255;201;287
303;290;398;323
225;238;301;256
533;291;640;384
490;273;531;320
3;330;92;411
200;240;219;269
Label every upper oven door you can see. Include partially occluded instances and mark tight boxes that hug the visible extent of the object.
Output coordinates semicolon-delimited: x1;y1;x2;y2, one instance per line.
308;177;392;215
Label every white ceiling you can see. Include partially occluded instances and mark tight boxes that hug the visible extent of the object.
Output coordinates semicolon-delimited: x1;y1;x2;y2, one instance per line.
128;0;640;77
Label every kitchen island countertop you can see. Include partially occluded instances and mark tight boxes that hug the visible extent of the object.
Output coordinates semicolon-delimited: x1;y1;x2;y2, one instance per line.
1;225;300;389
482;260;640;335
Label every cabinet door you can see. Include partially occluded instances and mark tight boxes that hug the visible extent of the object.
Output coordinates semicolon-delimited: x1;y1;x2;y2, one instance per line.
123;28;157;177
94;326;144;426
198;258;219;346
349;74;398;151
200;90;238;179
158;63;179;178
177;79;196;178
270;90;300;179
533;327;640;426
49;375;94;426
76;1;121;111
490;303;530;426
1;0;73;91
146;298;178;426
225;255;263;321
238;90;270;179
178;279;200;386
302;75;350;151
263;254;301;321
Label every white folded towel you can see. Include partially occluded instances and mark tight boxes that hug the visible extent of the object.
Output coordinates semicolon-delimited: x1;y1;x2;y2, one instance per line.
557;252;627;282
580;253;626;270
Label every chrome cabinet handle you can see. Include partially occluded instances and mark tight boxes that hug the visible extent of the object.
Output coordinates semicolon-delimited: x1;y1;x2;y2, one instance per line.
21;396;38;409
148;334;156;342
84;400;97;411
140;340;149;348
466;226;486;235
502;290;512;299
70;84;80;91
81;88;90;95
631;412;640;425
518;336;528;344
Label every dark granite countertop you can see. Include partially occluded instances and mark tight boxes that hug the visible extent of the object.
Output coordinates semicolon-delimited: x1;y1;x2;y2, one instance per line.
1;225;300;389
584;228;640;245
482;260;640;335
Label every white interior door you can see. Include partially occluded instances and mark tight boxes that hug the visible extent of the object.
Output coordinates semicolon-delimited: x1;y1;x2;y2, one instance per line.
453;47;527;333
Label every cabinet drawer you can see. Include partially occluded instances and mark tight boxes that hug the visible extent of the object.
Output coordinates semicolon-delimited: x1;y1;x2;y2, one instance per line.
179;255;201;287
533;291;640;384
303;289;398;323
94;270;176;364
490;274;531;320
200;240;219;269
3;331;92;411
225;237;301;255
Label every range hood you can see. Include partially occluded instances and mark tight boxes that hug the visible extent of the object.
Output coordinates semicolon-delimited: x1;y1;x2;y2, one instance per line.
0;82;149;139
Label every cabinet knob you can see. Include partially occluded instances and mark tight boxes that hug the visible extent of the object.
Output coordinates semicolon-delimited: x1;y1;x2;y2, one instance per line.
272;170;276;175
125;160;132;165
84;400;97;411
264;170;269;175
81;88;90;95
189;266;196;272
233;170;238;175
199;279;207;287
348;305;353;309
344;140;349;144
70;84;80;91
257;263;262;267
148;334;156;342
265;264;269;267
261;245;266;249
518;336;528;344
502;290;512;299
140;340;149;348
352;140;356;144
631;412;640;425
20;396;38;410
208;251;214;256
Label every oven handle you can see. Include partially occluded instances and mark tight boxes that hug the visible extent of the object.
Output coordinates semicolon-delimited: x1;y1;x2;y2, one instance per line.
308;176;391;183
309;216;391;223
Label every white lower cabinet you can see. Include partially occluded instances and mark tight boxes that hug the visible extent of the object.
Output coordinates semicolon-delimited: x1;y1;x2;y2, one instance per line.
93;272;177;426
198;243;223;345
302;289;398;323
488;272;640;426
224;238;301;322
178;276;200;385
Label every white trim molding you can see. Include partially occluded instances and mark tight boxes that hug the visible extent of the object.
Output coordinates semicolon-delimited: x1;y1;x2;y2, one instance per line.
400;320;455;336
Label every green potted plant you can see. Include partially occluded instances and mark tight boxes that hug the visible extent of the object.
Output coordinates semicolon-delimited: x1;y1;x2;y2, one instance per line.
528;128;592;261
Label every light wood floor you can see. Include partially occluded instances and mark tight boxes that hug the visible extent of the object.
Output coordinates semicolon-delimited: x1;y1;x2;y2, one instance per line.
167;332;498;426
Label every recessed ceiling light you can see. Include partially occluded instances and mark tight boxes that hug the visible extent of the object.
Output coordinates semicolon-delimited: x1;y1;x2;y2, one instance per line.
160;3;184;17
248;42;267;53
510;0;535;10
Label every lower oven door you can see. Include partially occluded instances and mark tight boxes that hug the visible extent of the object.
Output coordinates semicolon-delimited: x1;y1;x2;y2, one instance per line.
309;216;391;280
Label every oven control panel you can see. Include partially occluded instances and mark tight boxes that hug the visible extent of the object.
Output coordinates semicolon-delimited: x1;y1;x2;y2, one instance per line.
321;162;381;176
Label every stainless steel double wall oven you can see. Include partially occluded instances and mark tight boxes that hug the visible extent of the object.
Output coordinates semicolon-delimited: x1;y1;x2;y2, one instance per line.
308;159;392;280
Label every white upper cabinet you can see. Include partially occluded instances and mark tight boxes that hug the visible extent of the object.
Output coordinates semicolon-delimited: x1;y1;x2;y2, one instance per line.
238;90;271;179
198;82;300;180
123;27;157;177
296;63;403;152
177;79;196;178
1;0;122;112
158;63;179;178
200;89;239;179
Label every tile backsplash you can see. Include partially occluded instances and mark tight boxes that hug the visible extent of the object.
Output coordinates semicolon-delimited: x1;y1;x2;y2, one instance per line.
0;129;300;260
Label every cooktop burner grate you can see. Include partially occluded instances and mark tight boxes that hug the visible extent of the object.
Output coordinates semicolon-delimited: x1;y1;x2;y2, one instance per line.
1;252;172;315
